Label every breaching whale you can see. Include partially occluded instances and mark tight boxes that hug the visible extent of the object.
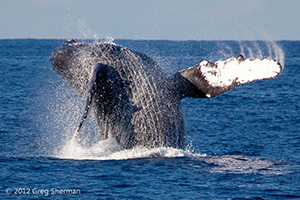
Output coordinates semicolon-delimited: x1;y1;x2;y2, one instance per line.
51;40;283;149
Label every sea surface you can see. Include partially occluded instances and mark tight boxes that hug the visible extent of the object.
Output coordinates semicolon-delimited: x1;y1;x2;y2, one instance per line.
1;39;299;199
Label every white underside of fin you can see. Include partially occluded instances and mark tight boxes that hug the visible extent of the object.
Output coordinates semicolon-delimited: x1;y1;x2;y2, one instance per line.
199;57;282;89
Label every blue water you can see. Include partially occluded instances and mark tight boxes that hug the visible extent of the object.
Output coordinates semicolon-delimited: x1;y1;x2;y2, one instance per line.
1;39;299;199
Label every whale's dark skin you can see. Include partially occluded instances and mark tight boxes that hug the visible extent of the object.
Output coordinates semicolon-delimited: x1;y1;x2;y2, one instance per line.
51;40;283;149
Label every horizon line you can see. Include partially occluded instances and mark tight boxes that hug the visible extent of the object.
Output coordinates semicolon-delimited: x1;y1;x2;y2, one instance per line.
0;38;299;42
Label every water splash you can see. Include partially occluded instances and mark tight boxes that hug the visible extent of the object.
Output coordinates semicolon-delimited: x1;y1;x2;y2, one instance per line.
66;14;100;41
58;137;204;160
44;79;100;157
215;41;285;68
66;14;117;45
269;40;285;67
56;137;288;175
103;35;115;44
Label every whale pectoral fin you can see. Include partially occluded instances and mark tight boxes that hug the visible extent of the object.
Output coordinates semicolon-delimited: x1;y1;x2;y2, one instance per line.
73;63;105;139
173;55;283;99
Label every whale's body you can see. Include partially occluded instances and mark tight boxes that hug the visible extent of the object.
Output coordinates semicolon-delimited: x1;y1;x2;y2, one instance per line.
51;40;283;149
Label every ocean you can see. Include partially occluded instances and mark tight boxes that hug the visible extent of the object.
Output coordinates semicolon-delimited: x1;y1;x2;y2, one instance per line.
0;39;299;199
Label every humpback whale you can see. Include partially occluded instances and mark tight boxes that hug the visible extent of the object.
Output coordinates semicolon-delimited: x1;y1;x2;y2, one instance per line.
51;40;283;149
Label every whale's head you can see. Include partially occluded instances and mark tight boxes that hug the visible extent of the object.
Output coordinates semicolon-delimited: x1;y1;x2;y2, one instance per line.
50;40;97;96
50;40;85;75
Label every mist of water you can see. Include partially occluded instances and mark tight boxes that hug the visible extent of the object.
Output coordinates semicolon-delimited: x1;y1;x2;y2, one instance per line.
216;41;284;67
